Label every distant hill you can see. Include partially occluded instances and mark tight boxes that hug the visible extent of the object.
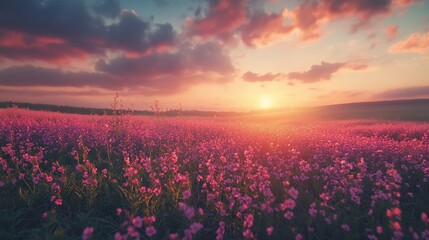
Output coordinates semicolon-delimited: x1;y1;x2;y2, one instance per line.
0;101;239;118
1;99;429;121
310;99;429;121
241;99;429;122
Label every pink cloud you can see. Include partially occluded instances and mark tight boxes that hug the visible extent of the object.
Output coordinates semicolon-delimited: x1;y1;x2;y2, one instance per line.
291;0;411;40
186;0;413;46
288;61;368;83
385;25;398;40
240;11;294;47
185;0;247;42
186;0;295;46
389;31;429;53
241;61;367;83
0;30;90;63
242;71;283;82
0;88;110;97
288;62;345;83
292;1;324;41
393;0;416;7
0;41;236;94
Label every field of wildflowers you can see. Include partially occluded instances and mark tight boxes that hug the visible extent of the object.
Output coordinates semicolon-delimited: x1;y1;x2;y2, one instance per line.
1;108;429;239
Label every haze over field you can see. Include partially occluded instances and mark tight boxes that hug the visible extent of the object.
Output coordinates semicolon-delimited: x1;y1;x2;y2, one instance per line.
0;0;428;111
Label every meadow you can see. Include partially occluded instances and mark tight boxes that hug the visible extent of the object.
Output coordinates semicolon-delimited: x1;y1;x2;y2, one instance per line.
1;108;429;239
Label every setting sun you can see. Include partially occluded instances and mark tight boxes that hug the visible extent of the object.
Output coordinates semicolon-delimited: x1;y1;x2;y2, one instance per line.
260;96;273;109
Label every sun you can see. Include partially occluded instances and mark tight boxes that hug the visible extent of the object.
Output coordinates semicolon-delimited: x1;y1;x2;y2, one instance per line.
259;96;272;109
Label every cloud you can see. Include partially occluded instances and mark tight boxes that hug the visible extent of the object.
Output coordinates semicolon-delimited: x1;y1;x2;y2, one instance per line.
242;71;283;82
0;65;120;89
389;31;429;53
317;90;363;99
373;86;429;99
385;25;398;40
185;0;414;45
240;11;294;47
292;0;410;40
185;0;247;42
0;87;109;97
292;1;324;41
106;11;176;54
288;62;344;83
241;61;367;83
96;41;234;76
95;41;235;92
287;61;368;83
0;41;235;94
393;0;416;7
186;0;294;46
0;0;237;95
0;0;177;62
91;0;121;18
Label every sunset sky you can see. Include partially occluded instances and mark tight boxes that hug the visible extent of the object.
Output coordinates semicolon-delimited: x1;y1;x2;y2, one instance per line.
0;0;428;111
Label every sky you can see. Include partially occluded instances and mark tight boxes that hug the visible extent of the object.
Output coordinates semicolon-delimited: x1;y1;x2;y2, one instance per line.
0;0;428;111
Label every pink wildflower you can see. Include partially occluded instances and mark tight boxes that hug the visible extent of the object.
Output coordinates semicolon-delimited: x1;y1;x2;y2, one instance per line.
284;211;294;220
183;190;191;200
341;224;350;232
244;214;254;228
284;199;296;209
422;212;428;223
288;187;299;199
190;222;203;234
143;215;156;225
242;229;254;239
391;221;401;231
82;226;94;240
266;226;273;236
55;199;63;206
114;232;124;240
216;221;225;240
116;208;122;216
145;226;157;237
168;233;178;240
132;216;143;228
